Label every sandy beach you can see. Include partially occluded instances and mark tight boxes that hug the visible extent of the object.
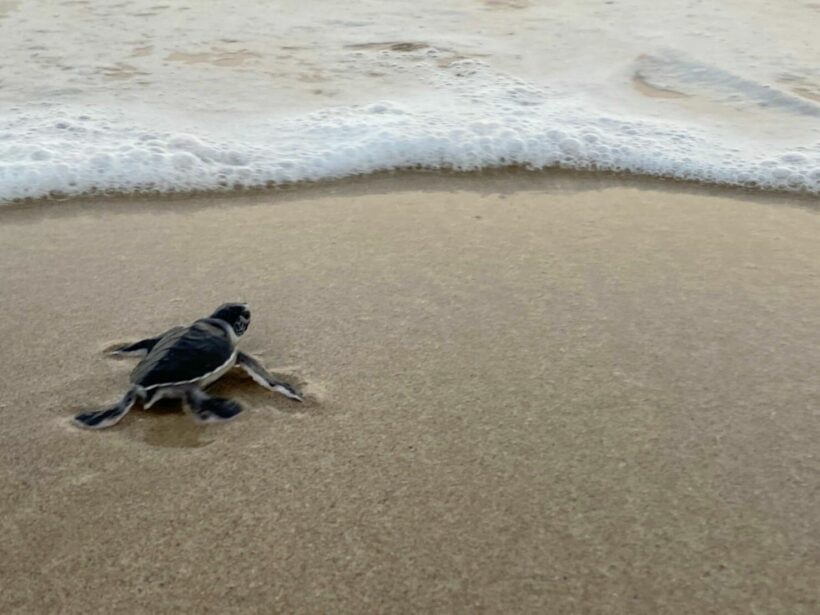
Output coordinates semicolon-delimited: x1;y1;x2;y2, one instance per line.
0;172;818;613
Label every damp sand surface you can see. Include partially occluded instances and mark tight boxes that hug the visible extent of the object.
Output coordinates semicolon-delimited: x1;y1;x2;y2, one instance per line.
0;172;819;613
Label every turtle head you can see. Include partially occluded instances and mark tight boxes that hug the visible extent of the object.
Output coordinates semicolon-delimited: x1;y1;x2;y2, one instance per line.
210;303;251;337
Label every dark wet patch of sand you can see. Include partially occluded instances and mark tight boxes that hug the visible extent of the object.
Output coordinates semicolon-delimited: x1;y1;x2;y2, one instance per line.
166;48;261;67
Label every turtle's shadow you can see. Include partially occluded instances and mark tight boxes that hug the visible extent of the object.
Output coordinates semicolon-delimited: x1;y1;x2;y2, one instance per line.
135;406;216;449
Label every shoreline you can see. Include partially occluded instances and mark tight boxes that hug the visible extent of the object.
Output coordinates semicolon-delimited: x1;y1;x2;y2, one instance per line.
2;167;819;215
1;173;818;613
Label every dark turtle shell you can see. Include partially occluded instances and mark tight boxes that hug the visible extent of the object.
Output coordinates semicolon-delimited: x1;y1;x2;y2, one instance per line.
130;319;235;389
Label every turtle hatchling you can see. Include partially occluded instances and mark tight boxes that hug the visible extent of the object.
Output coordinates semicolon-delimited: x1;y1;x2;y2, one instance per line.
73;303;303;429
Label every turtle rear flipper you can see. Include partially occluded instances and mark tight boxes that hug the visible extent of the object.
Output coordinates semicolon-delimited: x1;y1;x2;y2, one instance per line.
184;388;243;424
73;389;137;429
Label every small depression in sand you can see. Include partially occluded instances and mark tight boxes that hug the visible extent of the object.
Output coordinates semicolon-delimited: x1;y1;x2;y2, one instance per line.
632;72;688;99
129;45;154;58
777;74;820;104
482;0;531;9
343;41;484;71
0;0;20;19
166;48;261;67
345;41;431;52
99;62;148;80
792;86;820;103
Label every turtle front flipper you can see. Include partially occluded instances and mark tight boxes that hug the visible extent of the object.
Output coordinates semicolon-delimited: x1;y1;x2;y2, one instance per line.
109;326;186;357
73;388;137;429
236;352;304;401
109;339;157;357
183;388;243;424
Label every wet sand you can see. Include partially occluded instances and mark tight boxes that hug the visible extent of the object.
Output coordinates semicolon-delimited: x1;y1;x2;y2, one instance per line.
0;172;818;613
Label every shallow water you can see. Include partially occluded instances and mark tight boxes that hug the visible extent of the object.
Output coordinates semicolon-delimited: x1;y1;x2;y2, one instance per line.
0;0;818;201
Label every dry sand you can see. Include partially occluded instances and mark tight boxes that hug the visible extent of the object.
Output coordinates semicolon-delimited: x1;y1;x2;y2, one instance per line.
0;172;818;613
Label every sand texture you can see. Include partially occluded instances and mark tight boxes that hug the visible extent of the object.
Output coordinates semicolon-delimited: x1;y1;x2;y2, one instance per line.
0;173;818;613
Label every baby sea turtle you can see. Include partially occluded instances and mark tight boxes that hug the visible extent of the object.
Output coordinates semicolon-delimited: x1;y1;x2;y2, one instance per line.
73;303;303;429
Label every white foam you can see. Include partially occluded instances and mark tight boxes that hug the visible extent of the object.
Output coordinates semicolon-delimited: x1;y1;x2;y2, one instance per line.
1;59;818;201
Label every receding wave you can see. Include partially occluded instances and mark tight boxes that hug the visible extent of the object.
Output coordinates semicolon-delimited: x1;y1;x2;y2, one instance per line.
1;59;818;202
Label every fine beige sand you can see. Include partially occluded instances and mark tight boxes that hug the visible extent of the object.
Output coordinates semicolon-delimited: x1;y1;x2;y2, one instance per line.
0;172;818;613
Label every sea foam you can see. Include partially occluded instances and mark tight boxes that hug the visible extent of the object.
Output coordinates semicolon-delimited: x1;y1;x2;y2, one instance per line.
1;58;818;202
